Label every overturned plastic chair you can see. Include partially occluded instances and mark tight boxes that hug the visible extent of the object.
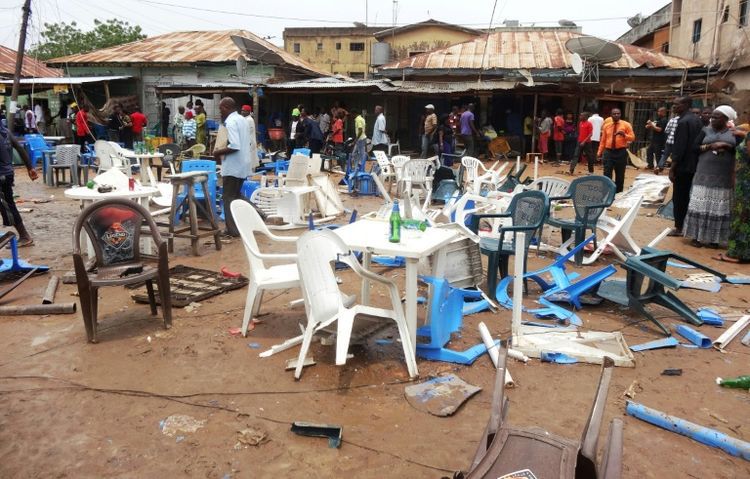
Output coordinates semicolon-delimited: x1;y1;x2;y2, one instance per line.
261;229;418;380
416;276;487;365
232;200;301;336
455;346;622;479
399;158;435;210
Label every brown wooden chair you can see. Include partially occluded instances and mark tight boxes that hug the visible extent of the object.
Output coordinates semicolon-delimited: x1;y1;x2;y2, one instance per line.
72;198;172;342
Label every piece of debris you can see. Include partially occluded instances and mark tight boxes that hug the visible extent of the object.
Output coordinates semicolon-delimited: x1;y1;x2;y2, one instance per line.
630;337;680;352
159;414;205;437
290;422;342;448
661;368;682;376
237;427;269;447
624;380;642;399
680;273;722;292
675;325;711;348
247;342;260;349
285;356;316;371
540;351;578;364
228;327;242;336
404;374;482;417
697;307;725;326
184;302;202;313
221;267;241;278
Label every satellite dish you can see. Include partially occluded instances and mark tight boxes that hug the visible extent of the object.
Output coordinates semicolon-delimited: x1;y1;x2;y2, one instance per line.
236;57;248;78
565;37;623;83
231;34;285;66
570;53;583;75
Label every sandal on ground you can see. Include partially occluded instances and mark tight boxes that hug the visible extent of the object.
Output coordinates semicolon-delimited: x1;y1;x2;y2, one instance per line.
690;239;703;248
712;253;744;263
17;237;33;247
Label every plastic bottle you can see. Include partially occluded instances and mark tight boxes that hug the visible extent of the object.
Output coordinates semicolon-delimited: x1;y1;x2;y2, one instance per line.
402;219;428;231
716;375;750;389
389;200;401;243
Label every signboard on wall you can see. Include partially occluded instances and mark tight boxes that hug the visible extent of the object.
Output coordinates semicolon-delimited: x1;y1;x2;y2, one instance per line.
53;84;69;94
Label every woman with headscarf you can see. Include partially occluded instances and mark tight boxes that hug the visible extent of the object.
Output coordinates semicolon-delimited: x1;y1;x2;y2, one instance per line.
683;105;738;248
714;123;750;262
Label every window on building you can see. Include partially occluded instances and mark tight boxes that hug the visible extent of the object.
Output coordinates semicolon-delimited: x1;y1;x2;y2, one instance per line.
293;43;300;53
692;18;702;43
316;43;323;51
348;72;365;79
335;42;341;50
672;0;682;25
722;5;730;23
349;42;365;51
741;0;749;26
661;42;669;53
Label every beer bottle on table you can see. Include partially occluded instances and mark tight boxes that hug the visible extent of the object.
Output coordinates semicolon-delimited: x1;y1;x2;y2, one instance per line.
402;219;428;231
389;200;401;243
717;375;750;389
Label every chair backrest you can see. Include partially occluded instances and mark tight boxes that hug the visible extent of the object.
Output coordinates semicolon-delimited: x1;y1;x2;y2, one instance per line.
249;187;282;218
507;189;550;248
292;147;311;157
390;155;410;169
54;144;80;166
296;229;350;322
569;176;616;225
283;154;311;186
181;159;217;197
72;198;162;267
158;143;181;164
402;158;434;184
527;176;570;198
24;134;49;151
183;144;206;158
94;139;121;170
373;150;392;173
231;200;274;276
461;156;482;182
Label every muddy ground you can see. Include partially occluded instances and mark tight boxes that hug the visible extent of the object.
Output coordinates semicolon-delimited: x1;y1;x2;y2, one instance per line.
0;160;748;479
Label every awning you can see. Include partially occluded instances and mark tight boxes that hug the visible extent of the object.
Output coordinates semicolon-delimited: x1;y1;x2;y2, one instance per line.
154;81;253;96
0;75;132;86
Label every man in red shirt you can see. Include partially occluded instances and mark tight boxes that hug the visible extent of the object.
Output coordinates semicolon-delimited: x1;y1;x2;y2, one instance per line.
75;105;94;151
552;108;565;164
129;105;147;141
570;111;594;175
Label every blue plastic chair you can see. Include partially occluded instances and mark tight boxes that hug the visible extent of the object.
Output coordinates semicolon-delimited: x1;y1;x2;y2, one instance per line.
23;134;55;170
176;160;218;221
415;275;487;365
0;231;49;280
241;179;261;200
292;147;311;157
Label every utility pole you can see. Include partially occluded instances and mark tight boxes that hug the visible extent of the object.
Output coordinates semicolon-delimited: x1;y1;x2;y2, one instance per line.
10;0;32;114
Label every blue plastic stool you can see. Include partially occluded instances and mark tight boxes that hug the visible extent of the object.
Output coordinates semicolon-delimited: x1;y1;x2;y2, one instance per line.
416;275;487;365
292;148;311;157
0;232;49;280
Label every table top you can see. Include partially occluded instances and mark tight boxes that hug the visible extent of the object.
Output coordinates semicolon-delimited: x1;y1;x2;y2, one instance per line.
64;185;159;201
121;150;165;159
334;219;460;259
43;136;66;142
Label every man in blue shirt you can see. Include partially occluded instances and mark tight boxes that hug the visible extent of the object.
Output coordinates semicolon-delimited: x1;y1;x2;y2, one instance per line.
213;97;250;238
0;121;39;246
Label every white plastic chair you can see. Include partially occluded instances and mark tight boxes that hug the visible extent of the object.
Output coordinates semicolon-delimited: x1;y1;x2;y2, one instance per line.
94;140;131;175
372;150;396;189
387;139;401;157
390;155;410;184
449;193;511;239
525;176;570;198
232;200;301;336
400;158;435;210
262;229;418;380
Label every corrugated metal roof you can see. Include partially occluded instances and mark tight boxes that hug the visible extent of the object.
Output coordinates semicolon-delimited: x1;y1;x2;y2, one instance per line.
46;30;328;76
265;77;397;91
379;30;701;71
0;45;61;78
0;75;131;85
395;80;521;92
374;19;481;40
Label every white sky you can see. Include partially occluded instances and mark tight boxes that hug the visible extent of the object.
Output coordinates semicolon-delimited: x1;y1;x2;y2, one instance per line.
1;0;670;52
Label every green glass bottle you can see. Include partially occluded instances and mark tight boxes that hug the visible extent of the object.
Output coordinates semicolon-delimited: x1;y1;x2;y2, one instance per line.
402;219;428;231
717;375;750;389
86;180;95;189
389;200;401;243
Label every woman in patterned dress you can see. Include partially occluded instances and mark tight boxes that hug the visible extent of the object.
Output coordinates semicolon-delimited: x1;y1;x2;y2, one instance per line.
683;106;737;248
714;123;750;262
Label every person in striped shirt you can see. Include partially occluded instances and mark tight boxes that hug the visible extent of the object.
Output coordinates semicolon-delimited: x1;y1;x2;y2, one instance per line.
656;113;679;174
182;110;197;147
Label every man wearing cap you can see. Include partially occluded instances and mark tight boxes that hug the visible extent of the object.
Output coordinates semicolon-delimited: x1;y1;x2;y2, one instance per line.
422;104;438;158
213;97;250;238
240;105;259;171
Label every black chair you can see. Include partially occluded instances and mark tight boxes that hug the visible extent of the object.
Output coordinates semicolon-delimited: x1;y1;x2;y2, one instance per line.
157;143;181;181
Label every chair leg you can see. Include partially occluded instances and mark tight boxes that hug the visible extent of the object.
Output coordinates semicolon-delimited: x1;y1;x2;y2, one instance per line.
393;313;419;378
335;310;356;366
90;287;99;343
145;280;158;315
294;320;319;380
241;283;260;336
574;228;585;267
78;285;95;342
252;290;264;316
157;271;173;329
485;252;500;300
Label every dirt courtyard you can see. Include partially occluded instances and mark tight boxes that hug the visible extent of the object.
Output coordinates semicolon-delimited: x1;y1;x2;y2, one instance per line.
0;160;748;478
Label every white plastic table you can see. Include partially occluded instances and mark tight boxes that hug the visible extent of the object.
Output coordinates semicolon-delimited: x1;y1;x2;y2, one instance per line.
43;136;66;144
121;150;165;186
333;219;461;351
65;185;160;257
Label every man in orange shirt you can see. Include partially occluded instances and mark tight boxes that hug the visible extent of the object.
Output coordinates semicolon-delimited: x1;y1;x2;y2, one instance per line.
597;108;635;193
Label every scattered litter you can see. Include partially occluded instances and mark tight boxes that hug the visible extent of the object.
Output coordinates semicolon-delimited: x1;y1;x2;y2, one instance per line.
680;273;722;292
290;422;342;448
713;315;750;351
220;266;241;278
697;307;725;326
146;336;152;343
404;374;482;417
630;337;680;352
708;411;730;424
160;414;205;437
184;302;202;313
228;327;242;336
726;275;750;284
540;351;578;364
624;380;642;399
247;342;261;349
675;325;712;348
374;338;393;345
716;375;750;389
237;427;269;447
175;435;185;443
661;368;682;376
285;356;316;371
626;401;750;460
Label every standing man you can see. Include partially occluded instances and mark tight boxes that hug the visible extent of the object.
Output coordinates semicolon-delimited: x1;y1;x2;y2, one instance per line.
107;103;123;142
130;105;147;142
213;97;249;238
422;104;438;158
287;108;300;157
34;103;45;135
570;111;594;175
537;110;552;161
588;110;604;161
552;108;565;164
75;104;95;151
352;109;367;167
371;105;388;152
160;101;170;137
668;96;704;236
645;107;668;170
23;106;36;133
460;103;480;157
1;119;39;246
317;107;331;140
597;108;635;193
302;109;324;154
656;110;679;174
240;105;259;171
523;113;534;155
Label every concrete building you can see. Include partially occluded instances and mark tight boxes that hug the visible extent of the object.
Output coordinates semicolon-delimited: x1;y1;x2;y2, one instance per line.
282;20;480;78
617;4;672;52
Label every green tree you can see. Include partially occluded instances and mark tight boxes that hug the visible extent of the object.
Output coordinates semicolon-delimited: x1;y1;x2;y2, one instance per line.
28;19;146;60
